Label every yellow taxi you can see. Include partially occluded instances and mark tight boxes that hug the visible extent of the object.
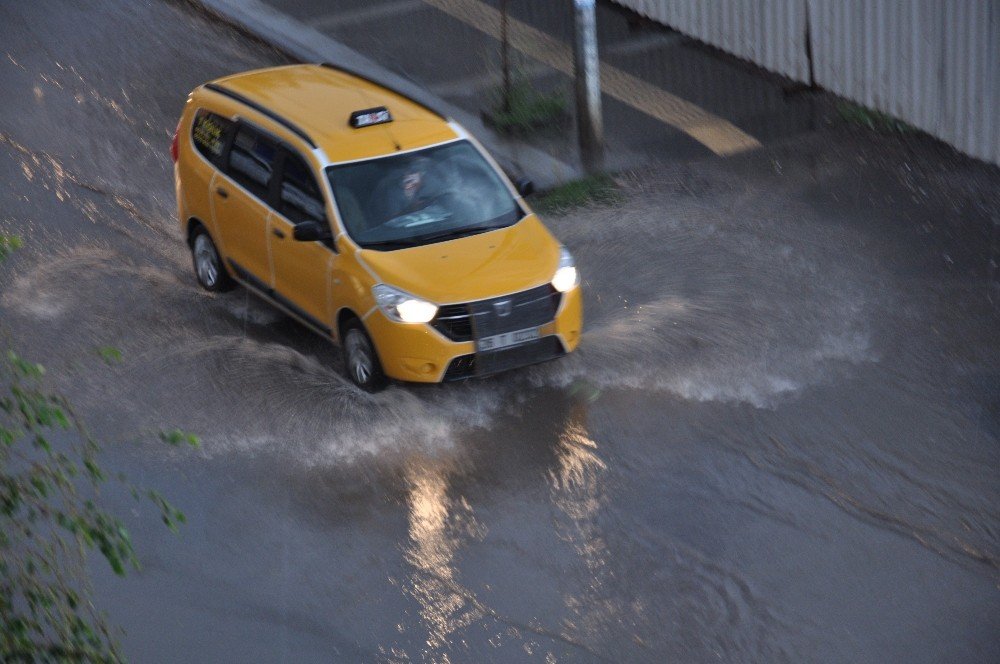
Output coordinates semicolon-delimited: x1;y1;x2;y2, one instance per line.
172;64;582;390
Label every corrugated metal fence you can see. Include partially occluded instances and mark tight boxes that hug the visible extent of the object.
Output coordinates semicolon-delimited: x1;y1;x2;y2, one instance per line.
613;0;1000;165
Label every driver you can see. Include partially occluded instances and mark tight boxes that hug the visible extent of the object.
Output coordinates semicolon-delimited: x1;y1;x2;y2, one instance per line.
370;156;438;224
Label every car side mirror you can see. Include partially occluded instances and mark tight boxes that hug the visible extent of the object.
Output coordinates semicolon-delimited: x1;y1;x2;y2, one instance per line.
293;220;330;242
515;177;534;197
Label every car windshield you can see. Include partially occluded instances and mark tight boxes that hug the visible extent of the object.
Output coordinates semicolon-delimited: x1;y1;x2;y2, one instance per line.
327;140;522;250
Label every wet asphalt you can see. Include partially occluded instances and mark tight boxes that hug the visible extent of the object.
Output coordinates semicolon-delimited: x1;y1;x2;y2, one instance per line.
1;1;999;662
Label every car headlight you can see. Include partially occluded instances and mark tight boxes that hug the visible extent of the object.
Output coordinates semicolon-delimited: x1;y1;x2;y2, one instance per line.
551;247;579;293
372;284;438;323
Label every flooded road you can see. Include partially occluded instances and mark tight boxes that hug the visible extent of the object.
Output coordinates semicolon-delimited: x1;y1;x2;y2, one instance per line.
2;1;999;661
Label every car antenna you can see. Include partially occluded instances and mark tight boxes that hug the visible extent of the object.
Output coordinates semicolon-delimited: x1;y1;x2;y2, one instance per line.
385;126;401;151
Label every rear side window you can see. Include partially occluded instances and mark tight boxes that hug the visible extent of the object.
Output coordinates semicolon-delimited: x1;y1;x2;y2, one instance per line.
191;111;232;164
228;125;278;201
279;152;326;224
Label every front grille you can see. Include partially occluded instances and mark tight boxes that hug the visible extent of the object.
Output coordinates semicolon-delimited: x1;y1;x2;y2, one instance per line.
431;285;561;342
431;303;473;341
442;335;565;381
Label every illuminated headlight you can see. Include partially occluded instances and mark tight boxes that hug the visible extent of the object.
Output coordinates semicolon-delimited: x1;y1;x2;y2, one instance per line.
372;284;438;323
551;247;579;293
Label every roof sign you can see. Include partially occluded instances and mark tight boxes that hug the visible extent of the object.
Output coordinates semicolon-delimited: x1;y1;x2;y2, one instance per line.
349;106;393;128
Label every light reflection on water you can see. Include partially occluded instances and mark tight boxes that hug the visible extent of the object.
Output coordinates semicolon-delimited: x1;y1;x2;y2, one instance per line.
402;459;486;658
550;408;607;523
548;406;620;650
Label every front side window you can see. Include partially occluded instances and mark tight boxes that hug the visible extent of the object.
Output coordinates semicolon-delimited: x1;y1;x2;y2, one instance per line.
327;140;521;251
227;125;278;201
279;151;326;224
191;110;232;164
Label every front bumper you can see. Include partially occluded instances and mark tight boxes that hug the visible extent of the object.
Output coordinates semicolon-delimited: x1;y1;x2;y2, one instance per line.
365;285;583;383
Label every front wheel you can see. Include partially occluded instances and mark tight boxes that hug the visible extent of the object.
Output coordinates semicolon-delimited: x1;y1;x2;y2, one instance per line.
342;320;387;392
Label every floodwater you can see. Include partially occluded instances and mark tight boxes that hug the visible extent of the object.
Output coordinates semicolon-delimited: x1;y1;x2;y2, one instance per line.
1;1;998;662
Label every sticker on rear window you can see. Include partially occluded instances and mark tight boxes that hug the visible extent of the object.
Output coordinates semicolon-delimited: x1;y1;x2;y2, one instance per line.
193;113;228;158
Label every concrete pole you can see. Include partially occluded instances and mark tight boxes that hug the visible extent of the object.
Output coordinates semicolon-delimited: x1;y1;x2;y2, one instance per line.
500;0;511;113
572;0;604;173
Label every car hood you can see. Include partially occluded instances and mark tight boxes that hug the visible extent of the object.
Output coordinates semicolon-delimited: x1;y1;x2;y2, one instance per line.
358;214;561;304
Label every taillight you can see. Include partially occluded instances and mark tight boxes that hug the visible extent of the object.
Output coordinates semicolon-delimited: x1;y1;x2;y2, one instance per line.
170;120;181;163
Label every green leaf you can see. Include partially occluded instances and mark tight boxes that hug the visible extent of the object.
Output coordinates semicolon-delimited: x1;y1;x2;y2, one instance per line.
159;428;200;448
29;476;48;498
95;346;123;364
32;433;52;453
83;459;106;482
8;351;44;378
0;232;22;262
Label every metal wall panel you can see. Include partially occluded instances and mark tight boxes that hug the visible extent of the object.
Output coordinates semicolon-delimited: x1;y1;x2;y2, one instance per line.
617;0;809;81
612;0;1000;164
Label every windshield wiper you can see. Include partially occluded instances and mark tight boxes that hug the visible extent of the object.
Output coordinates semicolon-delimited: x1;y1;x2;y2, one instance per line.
360;239;420;251
415;224;509;244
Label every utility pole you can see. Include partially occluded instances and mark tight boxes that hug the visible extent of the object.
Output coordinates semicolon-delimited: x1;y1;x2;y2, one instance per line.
500;0;511;113
572;0;604;173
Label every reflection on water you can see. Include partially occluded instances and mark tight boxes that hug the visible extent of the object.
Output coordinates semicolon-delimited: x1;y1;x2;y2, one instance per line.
402;460;486;659
548;405;620;650
550;408;607;522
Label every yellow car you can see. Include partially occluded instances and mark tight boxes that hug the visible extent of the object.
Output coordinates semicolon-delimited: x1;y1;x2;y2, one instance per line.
172;64;582;390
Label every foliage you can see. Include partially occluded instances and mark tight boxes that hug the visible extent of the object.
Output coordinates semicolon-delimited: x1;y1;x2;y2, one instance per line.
836;101;914;133
0;234;23;262
95;347;122;365
486;77;567;136
1;233;195;661
533;173;622;214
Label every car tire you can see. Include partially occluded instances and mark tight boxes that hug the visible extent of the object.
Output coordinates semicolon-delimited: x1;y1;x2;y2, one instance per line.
191;226;235;292
342;319;388;392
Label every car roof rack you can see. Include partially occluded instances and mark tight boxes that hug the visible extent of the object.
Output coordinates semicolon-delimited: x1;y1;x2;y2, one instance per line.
204;82;318;149
318;62;448;122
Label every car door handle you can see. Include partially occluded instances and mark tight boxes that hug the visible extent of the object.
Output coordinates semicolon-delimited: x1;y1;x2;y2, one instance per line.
215;187;228;199
272;227;286;239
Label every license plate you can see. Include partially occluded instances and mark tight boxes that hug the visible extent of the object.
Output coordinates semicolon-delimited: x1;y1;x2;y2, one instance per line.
476;327;540;352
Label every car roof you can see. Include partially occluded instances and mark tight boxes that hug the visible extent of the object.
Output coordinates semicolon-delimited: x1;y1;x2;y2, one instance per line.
205;64;459;164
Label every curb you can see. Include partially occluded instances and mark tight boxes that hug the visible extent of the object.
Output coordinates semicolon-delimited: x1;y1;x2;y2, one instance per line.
187;0;581;190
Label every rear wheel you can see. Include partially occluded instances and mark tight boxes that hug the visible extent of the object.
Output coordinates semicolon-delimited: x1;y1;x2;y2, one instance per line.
191;227;234;292
342;319;387;392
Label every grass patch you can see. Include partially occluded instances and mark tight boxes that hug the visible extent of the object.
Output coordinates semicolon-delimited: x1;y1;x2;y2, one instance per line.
485;79;567;136
837;101;914;133
533;174;622;214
